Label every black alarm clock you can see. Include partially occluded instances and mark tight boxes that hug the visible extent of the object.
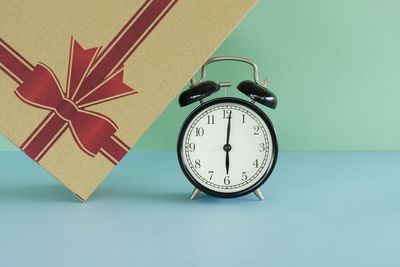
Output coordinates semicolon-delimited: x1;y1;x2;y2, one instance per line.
177;56;278;200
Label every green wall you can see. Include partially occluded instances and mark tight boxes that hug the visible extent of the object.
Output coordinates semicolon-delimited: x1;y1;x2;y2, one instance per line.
1;0;400;151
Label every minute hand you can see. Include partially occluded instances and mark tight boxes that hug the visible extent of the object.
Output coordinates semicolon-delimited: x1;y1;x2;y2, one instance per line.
226;114;231;144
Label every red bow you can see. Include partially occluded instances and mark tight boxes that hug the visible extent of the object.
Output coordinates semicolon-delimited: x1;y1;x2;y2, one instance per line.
0;0;178;164
15;39;135;159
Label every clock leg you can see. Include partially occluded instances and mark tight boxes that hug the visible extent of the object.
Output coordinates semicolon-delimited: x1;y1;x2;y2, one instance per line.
254;188;264;201
190;188;201;200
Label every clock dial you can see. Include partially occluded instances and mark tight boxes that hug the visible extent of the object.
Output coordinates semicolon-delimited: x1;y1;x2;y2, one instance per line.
178;98;277;196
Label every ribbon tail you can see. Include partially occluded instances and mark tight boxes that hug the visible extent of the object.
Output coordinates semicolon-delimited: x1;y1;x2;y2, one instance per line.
74;0;178;99
0;38;34;84
100;135;130;165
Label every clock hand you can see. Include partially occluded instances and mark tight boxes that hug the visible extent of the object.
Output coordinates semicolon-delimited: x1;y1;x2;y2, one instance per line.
226;150;230;175
224;113;232;175
226;113;231;144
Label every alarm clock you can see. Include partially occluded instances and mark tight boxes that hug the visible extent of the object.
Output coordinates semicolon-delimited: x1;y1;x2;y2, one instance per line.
177;56;278;200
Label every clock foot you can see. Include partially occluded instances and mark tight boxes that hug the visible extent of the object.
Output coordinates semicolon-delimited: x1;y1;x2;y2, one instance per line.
190;188;202;200
254;189;264;201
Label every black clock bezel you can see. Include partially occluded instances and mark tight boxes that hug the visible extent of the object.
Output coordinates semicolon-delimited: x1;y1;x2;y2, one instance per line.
177;97;278;199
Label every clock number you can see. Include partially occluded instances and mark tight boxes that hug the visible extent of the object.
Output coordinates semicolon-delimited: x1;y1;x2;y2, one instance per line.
224;175;230;185
194;159;201;169
253;126;260;135
195;127;204;137
207;115;215;125
241;171;248;181
242;114;246;123
208;170;214;180
188;143;196;152
259;143;266;152
253;159;259;168
223;109;232;119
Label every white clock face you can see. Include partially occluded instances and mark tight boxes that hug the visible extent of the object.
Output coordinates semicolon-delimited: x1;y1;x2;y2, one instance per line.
179;99;276;195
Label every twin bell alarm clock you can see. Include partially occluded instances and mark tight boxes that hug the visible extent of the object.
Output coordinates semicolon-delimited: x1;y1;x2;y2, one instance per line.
177;56;278;200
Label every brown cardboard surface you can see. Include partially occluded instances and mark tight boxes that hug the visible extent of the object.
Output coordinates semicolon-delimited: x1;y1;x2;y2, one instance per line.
0;0;256;200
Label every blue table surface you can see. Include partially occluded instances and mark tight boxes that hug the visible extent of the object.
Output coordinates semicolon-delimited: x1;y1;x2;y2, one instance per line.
0;151;399;267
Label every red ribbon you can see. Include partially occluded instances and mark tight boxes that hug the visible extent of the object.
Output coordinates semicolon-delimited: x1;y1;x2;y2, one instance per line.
0;0;178;164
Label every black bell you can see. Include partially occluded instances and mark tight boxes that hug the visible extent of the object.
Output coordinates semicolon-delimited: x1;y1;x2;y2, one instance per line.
179;81;220;107
237;80;277;109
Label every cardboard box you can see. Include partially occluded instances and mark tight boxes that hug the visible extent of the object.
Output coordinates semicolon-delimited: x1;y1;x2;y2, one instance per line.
0;0;256;200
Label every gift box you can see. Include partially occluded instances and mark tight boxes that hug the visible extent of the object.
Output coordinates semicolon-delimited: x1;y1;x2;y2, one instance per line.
0;0;256;200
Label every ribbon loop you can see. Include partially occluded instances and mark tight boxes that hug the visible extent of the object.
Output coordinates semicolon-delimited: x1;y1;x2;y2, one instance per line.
16;64;63;110
70;111;117;156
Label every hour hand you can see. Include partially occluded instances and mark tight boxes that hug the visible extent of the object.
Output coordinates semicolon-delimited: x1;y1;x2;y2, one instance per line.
225;150;229;175
223;143;231;174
